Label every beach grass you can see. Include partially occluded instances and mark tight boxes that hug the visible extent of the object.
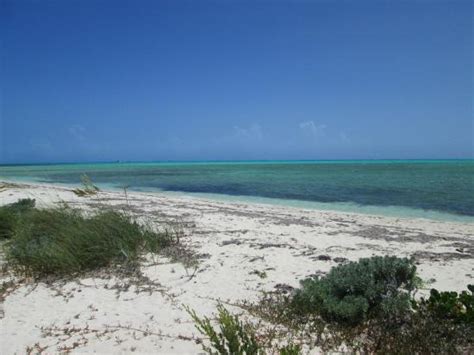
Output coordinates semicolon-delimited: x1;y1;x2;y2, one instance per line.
72;174;100;197
3;202;180;277
0;198;36;240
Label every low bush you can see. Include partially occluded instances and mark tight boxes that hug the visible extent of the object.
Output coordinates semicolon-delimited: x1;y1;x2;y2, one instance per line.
349;284;474;354
5;206;178;276
415;284;474;323
187;304;262;355
243;257;473;353
291;256;419;325
0;198;36;239
187;304;301;355
399;285;474;353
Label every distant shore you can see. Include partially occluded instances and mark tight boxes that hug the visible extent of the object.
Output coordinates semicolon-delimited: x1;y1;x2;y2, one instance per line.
1;181;473;353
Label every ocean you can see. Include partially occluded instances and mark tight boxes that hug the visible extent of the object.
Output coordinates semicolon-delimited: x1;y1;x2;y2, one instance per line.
1;160;473;221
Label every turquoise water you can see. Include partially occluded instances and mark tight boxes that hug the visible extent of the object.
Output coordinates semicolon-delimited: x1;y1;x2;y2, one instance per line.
1;160;473;221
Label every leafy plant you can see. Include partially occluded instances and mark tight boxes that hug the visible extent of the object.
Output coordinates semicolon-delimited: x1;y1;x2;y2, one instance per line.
187;304;263;355
415;284;474;323
187;304;302;355
391;284;474;353
244;258;473;354
291;256;418;325
358;284;474;354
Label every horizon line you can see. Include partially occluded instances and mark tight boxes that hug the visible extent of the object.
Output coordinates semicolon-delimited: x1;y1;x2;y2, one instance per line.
1;158;473;167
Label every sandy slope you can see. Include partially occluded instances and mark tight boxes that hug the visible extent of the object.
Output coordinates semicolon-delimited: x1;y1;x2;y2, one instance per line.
0;182;473;354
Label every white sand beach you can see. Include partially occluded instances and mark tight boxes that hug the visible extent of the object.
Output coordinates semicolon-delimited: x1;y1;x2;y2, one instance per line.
1;182;473;354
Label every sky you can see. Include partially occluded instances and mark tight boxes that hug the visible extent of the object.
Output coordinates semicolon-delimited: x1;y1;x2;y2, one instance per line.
1;0;472;164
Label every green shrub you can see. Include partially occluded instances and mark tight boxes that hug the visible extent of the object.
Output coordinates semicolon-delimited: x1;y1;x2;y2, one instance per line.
187;304;263;355
187;304;301;355
357;284;474;354
5;206;176;276
291;256;418;325
415;284;474;323
278;344;301;355
246;258;472;353
398;285;474;353
0;198;36;239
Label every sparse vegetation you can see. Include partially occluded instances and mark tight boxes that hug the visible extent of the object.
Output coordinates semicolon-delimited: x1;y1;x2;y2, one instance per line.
1;199;183;277
0;198;36;239
236;256;474;354
0;182;21;192
250;270;267;279
187;304;263;354
72;174;100;197
1;185;472;353
187;304;301;355
402;285;474;353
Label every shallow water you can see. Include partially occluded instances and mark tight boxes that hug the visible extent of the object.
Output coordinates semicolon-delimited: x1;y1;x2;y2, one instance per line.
1;160;473;221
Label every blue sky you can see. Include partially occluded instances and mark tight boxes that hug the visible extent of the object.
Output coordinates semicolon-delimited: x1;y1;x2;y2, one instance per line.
1;0;472;163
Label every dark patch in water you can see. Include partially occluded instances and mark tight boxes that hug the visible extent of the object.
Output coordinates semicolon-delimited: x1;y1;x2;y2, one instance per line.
3;161;474;217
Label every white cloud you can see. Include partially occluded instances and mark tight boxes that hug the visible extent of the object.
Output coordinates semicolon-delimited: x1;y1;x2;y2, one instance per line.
299;121;326;138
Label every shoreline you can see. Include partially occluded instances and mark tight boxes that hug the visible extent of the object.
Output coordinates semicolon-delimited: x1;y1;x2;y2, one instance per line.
1;181;473;353
2;178;473;224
